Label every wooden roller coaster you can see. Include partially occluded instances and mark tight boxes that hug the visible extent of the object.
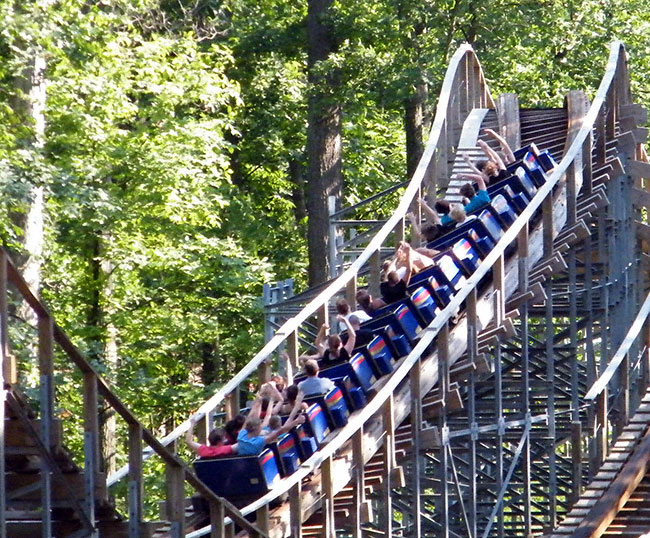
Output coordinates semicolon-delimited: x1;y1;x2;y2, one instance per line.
2;41;650;538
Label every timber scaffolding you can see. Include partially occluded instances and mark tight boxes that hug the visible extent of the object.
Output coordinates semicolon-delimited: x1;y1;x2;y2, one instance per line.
1;41;650;538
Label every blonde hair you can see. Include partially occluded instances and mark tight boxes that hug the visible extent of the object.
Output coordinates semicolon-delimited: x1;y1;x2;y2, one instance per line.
450;204;466;223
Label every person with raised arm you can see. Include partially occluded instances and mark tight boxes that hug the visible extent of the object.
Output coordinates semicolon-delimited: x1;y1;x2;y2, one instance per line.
484;128;515;164
185;417;238;458
236;386;306;456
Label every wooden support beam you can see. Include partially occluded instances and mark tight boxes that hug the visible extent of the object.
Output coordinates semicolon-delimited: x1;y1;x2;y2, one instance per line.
505;282;546;311
636;221;650;243
497;93;521;150
322;457;335;538
632;188;650;209
628;160;650;181
620;103;648;124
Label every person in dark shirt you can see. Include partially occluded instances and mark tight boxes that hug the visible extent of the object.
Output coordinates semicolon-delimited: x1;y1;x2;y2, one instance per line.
356;289;386;317
299;315;357;367
380;243;413;304
342;315;374;348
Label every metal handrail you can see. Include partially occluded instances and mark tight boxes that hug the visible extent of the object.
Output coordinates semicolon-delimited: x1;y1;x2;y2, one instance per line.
109;42;493;487
584;290;650;401
222;38;630;525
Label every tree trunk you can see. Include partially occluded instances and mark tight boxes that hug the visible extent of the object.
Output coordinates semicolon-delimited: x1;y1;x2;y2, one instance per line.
306;0;342;286
404;81;427;179
13;48;47;321
289;158;307;223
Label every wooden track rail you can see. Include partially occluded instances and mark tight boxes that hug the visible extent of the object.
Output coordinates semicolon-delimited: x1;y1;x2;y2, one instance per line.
2;40;645;538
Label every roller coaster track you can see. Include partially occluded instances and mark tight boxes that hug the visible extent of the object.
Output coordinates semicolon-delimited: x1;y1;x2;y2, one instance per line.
1;41;649;538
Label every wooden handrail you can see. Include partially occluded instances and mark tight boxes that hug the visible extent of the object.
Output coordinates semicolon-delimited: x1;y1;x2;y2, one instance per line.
584;290;650;401
109;42;495;487
3;254;267;536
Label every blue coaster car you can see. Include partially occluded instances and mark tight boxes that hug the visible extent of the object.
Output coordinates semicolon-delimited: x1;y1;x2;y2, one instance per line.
302;402;331;445
363;334;396;376
449;238;481;277
319;352;377;396
409;286;440;326
489;193;518;228
266;432;301;477
194;448;281;503
362;303;422;345
303;386;350;430
290;423;318;460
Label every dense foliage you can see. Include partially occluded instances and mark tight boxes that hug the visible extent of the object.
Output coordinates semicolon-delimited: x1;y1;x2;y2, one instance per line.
0;0;648;450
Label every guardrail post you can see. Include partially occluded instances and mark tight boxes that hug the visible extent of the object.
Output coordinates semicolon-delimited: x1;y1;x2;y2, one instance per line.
256;504;270;537
290;481;303;538
209;498;225;538
322;456;335;538
351;428;366;538
165;459;185;538
128;423;143;538
346;277;357;311
410;362;422;538
225;390;239;421
38;314;54;538
381;396;394;538
438;323;450;538
286;330;299;385
369;250;381;299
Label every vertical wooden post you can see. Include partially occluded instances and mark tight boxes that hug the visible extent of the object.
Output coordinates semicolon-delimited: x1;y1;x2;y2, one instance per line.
225;390;239;421
287;329;300;384
209;498;225;538
369;250;381;299
128;423;143;538
381;396;394;537
410;361;422;537
256;504;270;537
322;456;335;538
258;358;271;387
346;276;357;309
290;481;303;538
351;428;365;538
38;314;54;538
165;462;185;538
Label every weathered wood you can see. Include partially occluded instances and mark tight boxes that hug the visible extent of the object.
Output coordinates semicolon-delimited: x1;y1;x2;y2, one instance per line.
572;429;650;538
497;93;521;149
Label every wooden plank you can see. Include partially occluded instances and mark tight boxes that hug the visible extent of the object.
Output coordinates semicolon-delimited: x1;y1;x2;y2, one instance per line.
572;429;650;538
497;93;521;149
628;160;650;181
632;188;650;209
620;103;648;124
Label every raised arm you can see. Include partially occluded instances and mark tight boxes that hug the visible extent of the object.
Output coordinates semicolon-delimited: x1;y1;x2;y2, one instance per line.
474;173;487;192
477;139;506;170
314;322;329;353
485;128;515;164
298;322;329;361
463;153;483;176
264;413;306;445
458;172;484;183
417;197;441;225
338;314;356;354
407;212;422;240
185;417;202;453
266;383;286;416
401;242;414;286
286;390;305;423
